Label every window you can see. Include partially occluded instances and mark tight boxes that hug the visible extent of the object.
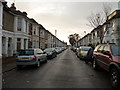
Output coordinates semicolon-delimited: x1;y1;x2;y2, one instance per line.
111;46;120;56
103;45;110;52
17;38;21;42
29;23;32;35
97;45;104;52
97;31;99;37
107;41;109;43
17;38;21;52
34;30;36;35
116;26;120;31
24;39;27;49
107;30;109;34
19;50;34;56
28;39;32;48
17;18;22;31
25;21;27;33
33;40;36;48
36;49;43;54
116;39;120;44
112;39;114;43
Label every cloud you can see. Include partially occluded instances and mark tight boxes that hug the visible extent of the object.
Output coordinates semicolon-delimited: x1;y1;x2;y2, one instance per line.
6;1;118;44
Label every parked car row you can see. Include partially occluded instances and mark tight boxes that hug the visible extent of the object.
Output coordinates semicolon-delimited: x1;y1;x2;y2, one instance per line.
71;43;120;89
16;47;67;69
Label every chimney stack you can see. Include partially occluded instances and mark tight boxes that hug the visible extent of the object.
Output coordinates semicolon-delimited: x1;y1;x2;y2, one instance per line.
10;3;16;11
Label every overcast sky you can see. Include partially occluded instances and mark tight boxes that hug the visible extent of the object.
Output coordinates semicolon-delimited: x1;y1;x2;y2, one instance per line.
6;0;119;44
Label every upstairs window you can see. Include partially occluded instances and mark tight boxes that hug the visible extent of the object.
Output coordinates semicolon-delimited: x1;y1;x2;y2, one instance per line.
17;17;22;31
97;31;100;37
25;20;27;33
107;30;109;34
29;23;32;35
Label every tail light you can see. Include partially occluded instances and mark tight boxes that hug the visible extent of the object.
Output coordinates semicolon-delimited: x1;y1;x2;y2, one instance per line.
33;56;37;60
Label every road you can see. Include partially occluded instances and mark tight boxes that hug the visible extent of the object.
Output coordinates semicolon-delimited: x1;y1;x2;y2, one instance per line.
2;49;112;88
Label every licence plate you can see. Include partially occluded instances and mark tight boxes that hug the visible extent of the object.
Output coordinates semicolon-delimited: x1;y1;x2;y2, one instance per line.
21;57;29;60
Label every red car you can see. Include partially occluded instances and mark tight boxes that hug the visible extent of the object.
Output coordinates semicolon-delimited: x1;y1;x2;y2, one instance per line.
92;44;120;89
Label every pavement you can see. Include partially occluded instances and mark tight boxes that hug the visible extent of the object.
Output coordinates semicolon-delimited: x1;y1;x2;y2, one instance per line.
2;56;16;73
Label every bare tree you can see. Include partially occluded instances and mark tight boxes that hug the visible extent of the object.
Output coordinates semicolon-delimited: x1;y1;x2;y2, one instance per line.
87;2;112;28
87;12;104;28
102;2;112;21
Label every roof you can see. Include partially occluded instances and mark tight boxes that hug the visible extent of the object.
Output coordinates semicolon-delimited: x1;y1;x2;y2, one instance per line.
108;10;120;21
30;18;38;24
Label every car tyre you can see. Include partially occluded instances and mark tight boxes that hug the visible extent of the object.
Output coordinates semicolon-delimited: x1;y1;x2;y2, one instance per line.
92;58;99;70
110;67;120;89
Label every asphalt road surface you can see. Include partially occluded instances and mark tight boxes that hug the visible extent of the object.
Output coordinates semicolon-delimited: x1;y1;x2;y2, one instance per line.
2;49;112;88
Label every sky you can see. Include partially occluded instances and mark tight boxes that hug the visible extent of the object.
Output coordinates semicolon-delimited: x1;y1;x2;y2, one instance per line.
5;0;119;44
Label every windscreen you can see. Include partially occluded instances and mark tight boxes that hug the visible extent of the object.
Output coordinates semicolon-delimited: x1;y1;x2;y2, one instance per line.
19;50;34;56
81;47;91;51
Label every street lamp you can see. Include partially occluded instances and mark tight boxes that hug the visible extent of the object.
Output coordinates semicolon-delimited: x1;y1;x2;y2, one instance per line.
55;30;57;47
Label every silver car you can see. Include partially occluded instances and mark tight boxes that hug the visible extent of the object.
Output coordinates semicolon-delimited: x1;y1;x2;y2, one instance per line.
77;46;91;60
16;48;47;69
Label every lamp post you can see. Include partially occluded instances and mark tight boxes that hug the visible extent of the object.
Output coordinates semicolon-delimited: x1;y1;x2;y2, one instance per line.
55;30;57;47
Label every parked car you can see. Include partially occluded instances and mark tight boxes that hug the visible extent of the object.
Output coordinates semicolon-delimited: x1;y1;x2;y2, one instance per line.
77;46;91;60
16;48;47;69
55;47;62;54
85;47;94;64
75;47;79;55
61;47;67;51
44;48;57;59
70;46;76;52
92;43;120;89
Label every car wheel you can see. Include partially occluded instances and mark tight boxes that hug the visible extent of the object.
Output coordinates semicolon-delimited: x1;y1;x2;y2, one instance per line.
92;58;99;70
17;65;22;70
110;68;120;89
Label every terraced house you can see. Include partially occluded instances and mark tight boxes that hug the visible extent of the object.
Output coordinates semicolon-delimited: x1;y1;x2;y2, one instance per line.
0;0;4;58
2;2;14;57
103;10;120;44
1;1;67;58
77;9;120;47
11;3;29;54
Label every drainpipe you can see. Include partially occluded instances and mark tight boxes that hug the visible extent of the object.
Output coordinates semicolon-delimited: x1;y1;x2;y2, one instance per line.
39;27;40;49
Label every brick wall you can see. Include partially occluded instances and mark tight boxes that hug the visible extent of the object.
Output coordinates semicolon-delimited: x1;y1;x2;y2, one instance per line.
3;10;14;32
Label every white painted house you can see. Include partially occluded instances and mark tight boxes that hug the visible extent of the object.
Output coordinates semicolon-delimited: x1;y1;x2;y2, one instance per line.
2;3;29;57
11;4;29;54
103;10;120;45
0;1;3;58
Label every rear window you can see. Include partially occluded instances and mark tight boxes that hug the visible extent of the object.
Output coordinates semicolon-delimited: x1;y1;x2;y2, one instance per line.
19;50;34;56
111;46;120;56
81;47;90;51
